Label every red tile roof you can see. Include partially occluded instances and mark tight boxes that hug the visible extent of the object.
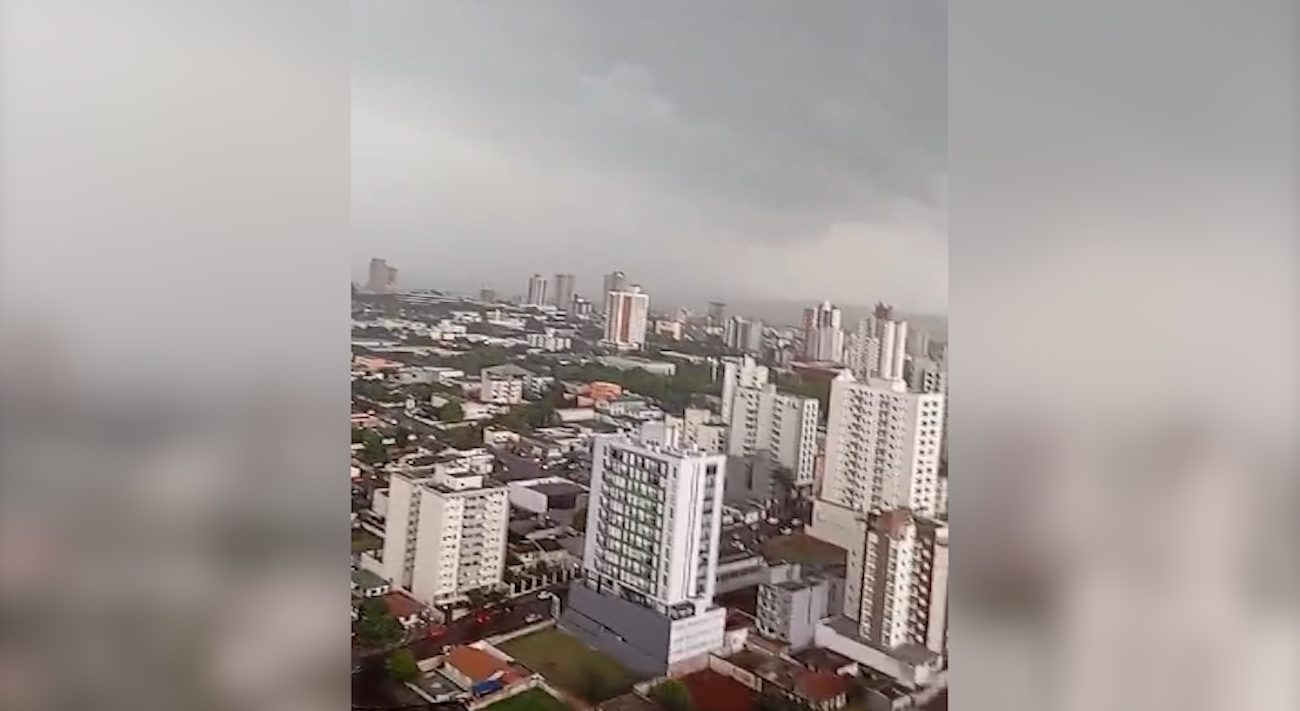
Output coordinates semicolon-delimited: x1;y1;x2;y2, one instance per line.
795;670;849;703
383;591;426;619
680;669;757;711
445;645;512;684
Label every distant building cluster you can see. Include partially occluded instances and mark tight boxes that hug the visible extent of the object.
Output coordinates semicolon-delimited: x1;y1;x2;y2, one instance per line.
351;273;948;704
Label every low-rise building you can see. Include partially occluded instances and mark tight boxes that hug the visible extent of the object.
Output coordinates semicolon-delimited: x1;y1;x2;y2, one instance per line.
757;573;845;651
352;569;391;598
480;364;533;404
597;355;677;376
507;476;587;515
382;590;430;629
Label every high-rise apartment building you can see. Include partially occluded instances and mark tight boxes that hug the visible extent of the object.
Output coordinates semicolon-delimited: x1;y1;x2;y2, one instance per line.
725;316;764;354
845;320;880;380
380;469;510;604
602;271;628;312
719;355;769;424
815;509;948;687
869;304;908;383
802;301;845;362
553;273;576;310
707;301;727;326
727;384;820;489
906;327;931;359
562;431;728;676
906;357;947;395
366;257;399;294
810;373;944;550
526;274;549;306
603;286;649;349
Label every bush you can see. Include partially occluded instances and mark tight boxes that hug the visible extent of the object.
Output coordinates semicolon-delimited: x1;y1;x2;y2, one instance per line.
386;649;420;683
650;679;694;711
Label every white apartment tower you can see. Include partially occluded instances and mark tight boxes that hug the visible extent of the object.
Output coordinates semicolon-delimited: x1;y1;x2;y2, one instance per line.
526;274;549;306
802;300;845;362
842;509;949;658
719;355;769;424
601;271;628;312
380;470;510;604
563;430;728;676
821;373;944;518
845;320;881;380
553;273;576;310
603;286;650;349
872;305;909;384
809;372;945;553
727;384;820;489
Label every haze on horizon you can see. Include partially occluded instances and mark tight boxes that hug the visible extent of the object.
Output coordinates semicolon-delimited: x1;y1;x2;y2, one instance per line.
353;1;947;315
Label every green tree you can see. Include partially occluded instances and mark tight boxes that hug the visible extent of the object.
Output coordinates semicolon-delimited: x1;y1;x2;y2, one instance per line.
385;649;421;683
355;598;403;648
358;429;388;465
444;424;484;449
439;400;465;422
651;679;694;711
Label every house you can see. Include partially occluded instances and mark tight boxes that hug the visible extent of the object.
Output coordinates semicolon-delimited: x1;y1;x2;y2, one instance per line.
382;591;428;629
351;569;390;598
443;645;511;688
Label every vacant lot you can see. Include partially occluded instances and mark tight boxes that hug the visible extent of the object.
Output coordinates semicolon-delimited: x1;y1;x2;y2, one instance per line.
483;688;574;711
499;628;640;703
761;533;846;568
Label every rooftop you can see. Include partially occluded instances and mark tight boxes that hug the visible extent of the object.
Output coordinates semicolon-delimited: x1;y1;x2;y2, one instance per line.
383;591;426;619
792;647;856;672
444;645;512;684
679;669;757;711
481;363;535;378
528;481;584;497
351;569;388;589
795;670;850;703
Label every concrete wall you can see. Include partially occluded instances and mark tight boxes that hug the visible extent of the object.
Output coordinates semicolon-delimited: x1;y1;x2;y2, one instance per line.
560;583;673;677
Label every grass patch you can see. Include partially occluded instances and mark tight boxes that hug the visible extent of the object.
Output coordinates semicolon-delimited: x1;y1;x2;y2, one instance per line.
352;529;383;553
482;688;575;711
761;533;846;568
499;628;640;703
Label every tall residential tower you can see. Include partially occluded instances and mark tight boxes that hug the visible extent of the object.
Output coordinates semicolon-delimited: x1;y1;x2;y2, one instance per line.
562;430;728;676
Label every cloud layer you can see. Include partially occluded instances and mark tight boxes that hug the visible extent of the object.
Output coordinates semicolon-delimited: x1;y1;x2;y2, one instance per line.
353;0;947;313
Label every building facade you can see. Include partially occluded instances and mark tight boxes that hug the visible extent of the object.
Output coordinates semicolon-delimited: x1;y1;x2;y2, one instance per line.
809;372;944;555
757;574;845;651
726;384;820;490
553;273;576;310
603;286;650;349
479;364;531;404
818;374;945;520
561;430;728;676
725;316;764;354
601;271;628;312
526;274;549;306
802;301;845;362
380;470;510;604
366;257;399;294
720;355;769;424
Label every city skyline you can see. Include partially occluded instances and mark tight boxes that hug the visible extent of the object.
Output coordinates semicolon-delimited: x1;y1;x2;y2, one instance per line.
353;1;947;313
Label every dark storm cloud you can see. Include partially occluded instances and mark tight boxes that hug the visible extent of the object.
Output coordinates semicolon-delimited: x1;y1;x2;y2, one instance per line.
353;0;947;313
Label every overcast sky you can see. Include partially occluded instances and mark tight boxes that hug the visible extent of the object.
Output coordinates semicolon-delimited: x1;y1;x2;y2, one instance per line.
353;1;947;314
